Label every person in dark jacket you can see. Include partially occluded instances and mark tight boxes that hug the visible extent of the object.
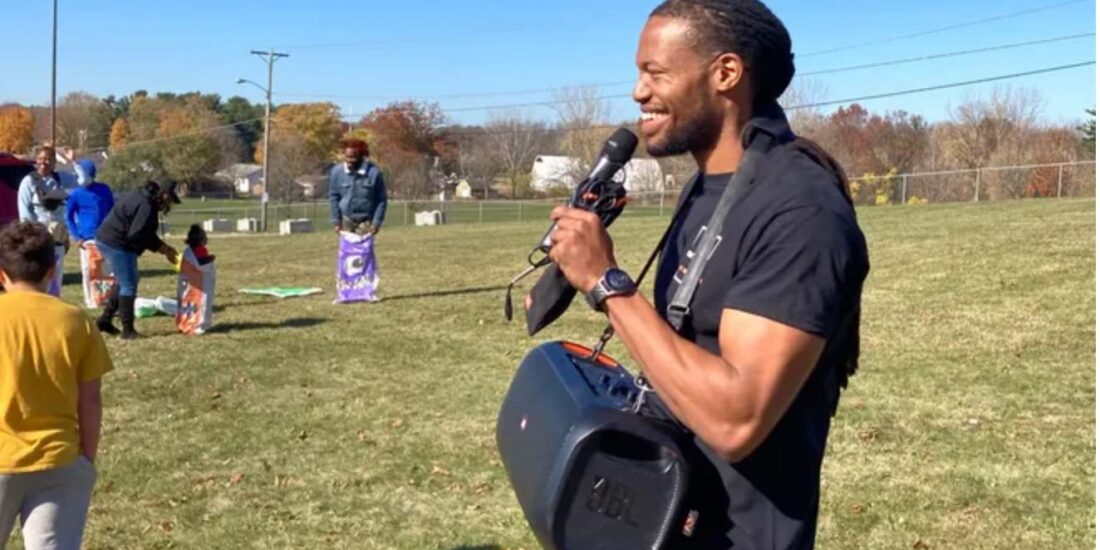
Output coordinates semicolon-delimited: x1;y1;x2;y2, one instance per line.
94;181;180;339
329;139;387;236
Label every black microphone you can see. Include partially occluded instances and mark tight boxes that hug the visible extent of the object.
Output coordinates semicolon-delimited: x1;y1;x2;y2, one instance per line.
538;128;639;252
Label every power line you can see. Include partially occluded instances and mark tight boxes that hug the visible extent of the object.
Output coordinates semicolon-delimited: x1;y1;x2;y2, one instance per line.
88;118;265;153
275;31;1094;103
799;0;1087;57
422;60;1098;136
801;32;1094;77
422;60;1097;115
791;61;1095;109
91;61;1094;147
275;12;610;51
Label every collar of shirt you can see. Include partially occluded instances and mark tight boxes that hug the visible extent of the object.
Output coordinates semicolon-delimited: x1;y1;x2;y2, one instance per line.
343;162;369;176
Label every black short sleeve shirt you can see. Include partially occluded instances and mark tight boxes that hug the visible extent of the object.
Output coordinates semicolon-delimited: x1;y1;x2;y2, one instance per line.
654;144;869;549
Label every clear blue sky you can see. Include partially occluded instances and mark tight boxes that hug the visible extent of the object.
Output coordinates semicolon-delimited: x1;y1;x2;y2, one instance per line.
4;0;1096;127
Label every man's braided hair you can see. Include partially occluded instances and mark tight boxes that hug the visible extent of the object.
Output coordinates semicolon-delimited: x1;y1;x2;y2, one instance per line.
653;0;861;390
650;0;795;106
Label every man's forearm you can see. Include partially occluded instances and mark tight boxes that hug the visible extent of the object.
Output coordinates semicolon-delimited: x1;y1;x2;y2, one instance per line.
605;293;752;454
77;384;102;462
17;184;35;222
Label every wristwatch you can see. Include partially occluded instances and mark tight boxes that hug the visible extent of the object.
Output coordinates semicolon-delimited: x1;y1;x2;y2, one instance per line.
585;268;636;312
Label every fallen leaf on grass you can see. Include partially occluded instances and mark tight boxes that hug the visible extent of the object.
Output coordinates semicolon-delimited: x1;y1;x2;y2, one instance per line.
431;465;450;477
228;473;245;487
857;428;879;442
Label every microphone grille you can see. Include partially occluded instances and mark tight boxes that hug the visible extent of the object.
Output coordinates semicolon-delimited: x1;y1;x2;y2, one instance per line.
602;128;639;163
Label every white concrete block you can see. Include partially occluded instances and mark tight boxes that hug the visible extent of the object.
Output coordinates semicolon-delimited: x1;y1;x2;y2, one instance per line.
236;218;260;232
202;219;233;233
279;218;314;235
415;210;445;226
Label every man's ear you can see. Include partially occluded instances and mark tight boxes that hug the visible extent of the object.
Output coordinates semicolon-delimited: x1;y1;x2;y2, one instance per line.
713;52;747;94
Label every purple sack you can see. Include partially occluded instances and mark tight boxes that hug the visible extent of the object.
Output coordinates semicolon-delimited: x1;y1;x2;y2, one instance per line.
335;232;379;303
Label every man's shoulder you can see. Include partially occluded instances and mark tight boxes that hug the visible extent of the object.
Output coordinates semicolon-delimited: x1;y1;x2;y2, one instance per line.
751;144;851;212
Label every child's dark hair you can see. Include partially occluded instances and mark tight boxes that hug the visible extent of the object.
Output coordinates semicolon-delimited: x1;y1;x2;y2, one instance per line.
186;224;208;248
0;221;56;284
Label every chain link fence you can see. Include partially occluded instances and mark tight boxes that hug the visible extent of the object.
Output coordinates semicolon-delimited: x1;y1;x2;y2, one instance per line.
162;160;1095;234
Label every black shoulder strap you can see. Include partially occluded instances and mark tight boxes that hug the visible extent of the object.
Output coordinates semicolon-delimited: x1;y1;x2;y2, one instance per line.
665;130;778;332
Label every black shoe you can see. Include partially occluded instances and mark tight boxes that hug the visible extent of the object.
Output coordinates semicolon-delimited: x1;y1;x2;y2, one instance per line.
96;318;120;336
97;288;121;335
119;296;141;340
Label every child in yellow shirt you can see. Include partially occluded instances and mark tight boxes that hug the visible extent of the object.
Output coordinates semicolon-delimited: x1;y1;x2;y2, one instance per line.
0;221;112;550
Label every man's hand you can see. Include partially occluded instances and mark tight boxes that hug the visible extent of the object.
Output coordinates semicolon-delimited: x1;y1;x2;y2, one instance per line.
162;245;178;265
333;224;343;234
547;206;616;293
368;225;380;236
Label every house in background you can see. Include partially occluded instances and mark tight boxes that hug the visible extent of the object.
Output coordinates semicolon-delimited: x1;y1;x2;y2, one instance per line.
455;180;472;199
215;163;263;195
531;155;580;192
530;155;665;194
295;174;328;199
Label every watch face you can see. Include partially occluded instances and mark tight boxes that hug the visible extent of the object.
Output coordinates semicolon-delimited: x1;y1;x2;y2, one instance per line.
605;269;634;292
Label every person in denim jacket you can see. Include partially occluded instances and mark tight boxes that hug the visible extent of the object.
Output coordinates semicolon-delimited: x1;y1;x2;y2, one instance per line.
328;139;387;236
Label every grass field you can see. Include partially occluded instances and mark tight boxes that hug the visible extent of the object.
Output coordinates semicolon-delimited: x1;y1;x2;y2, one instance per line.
33;198;1095;549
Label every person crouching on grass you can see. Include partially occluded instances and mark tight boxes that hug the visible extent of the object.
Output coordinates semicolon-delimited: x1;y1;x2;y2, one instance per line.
0;221;113;550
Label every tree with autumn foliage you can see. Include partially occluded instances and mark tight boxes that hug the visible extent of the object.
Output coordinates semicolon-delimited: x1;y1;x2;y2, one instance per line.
257;102;343;165
0;106;34;154
358;101;454;198
102;95;227;192
57;91;112;151
155;98;224;190
108;118;130;151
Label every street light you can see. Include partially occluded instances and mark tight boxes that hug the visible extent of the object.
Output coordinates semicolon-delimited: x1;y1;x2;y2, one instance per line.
50;0;57;146
237;49;287;233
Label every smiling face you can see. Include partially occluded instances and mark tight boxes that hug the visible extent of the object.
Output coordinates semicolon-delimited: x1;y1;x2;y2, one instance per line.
344;146;365;171
633;16;726;158
34;149;54;177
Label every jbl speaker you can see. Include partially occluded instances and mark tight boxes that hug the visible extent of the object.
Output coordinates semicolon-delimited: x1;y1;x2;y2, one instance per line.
496;341;693;550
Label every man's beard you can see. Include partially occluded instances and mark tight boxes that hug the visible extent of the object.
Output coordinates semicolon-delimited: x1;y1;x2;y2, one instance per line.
645;102;723;158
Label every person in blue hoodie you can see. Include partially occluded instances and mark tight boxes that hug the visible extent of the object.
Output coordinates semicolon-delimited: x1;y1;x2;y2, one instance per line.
65;160;114;247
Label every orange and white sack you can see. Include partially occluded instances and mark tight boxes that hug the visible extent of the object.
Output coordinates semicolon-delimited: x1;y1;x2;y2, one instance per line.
175;248;216;335
80;241;117;309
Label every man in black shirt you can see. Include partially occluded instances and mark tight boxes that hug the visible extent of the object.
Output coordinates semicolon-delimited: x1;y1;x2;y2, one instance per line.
95;181;180;339
546;1;869;548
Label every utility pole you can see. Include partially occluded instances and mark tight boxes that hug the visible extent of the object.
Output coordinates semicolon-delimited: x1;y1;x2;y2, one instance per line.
50;0;58;146
247;49;288;233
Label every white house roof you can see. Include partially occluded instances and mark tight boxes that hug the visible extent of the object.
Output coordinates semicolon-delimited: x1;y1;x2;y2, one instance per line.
530;155;664;193
215;163;262;180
